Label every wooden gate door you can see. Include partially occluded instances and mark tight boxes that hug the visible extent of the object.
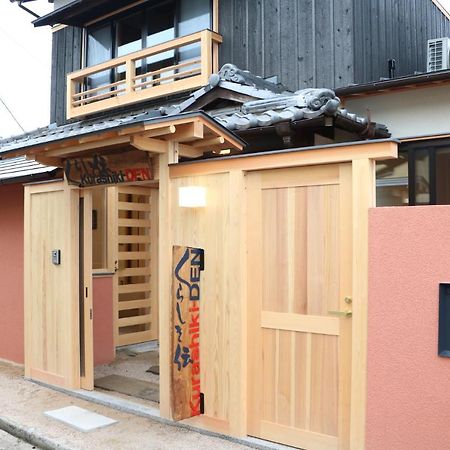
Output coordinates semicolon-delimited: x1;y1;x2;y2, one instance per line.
247;164;352;450
111;185;158;347
24;182;81;389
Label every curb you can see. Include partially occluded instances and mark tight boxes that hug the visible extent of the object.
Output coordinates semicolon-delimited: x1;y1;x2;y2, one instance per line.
0;416;73;450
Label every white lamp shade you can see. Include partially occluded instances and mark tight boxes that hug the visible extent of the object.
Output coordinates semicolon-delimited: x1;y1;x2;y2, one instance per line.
178;186;206;207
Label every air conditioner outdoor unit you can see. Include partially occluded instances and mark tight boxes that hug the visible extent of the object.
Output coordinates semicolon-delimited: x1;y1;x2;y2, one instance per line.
427;37;450;72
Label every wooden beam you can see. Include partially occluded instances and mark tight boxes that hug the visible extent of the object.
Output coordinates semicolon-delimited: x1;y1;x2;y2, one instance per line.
26;154;64;168
142;125;177;138
117;125;146;136
170;141;399;178
169;121;204;142
77;131;118;144
44;136;131;158
192;136;225;148
178;143;205;158
130;136;168;153
197;116;244;151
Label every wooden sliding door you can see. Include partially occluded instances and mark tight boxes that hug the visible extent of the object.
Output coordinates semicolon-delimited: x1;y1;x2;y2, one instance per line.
247;164;353;450
24;182;81;388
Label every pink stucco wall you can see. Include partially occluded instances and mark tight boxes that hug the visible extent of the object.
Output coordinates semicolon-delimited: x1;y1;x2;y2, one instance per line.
0;185;114;367
0;184;24;364
93;275;115;366
368;205;450;450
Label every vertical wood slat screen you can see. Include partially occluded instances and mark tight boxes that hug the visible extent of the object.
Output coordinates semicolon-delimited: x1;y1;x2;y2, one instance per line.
115;186;156;346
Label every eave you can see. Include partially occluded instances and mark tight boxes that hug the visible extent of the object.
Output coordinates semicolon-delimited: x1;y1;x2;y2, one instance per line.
0;112;246;168
33;0;145;27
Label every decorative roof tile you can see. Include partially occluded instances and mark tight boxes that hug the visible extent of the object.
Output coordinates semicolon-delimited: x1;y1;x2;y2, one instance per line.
212;87;373;132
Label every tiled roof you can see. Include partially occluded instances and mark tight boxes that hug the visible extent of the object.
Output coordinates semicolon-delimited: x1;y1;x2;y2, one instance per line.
0;64;389;156
0;157;58;183
213;88;370;131
164;63;291;115
0;108;162;156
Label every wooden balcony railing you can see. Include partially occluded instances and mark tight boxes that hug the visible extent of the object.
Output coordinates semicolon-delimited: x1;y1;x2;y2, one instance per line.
66;30;223;119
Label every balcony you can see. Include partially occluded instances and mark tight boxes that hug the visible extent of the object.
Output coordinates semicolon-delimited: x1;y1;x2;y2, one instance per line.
67;30;222;120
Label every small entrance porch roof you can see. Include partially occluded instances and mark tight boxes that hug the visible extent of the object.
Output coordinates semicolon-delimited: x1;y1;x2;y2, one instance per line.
0;110;246;165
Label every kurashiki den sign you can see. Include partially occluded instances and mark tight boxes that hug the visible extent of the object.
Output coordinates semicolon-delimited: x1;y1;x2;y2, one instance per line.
171;246;204;421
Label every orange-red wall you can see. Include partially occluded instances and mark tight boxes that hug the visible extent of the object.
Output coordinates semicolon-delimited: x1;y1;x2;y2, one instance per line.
93;275;115;366
368;206;450;449
0;184;24;364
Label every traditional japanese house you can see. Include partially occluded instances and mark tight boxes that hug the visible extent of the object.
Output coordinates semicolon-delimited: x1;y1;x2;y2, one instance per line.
1;1;450;449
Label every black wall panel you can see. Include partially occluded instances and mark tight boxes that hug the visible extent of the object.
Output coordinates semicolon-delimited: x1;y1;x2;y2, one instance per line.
353;0;450;84
50;26;82;126
49;1;450;120
218;0;355;91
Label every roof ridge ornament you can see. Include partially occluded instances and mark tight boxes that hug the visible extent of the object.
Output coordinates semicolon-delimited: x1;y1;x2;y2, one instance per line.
242;88;340;118
209;64;287;94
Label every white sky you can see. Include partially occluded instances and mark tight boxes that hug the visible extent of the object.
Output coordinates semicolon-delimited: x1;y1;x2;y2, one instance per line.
0;0;52;139
1;0;450;139
439;0;450;13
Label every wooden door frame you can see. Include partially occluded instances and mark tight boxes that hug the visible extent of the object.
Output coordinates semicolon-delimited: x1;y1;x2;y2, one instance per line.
163;140;398;445
80;189;94;390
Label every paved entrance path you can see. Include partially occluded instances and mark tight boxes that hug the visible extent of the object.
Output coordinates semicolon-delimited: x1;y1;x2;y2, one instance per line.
0;362;249;450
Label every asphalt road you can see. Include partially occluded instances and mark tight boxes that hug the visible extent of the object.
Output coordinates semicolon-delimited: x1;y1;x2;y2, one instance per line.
0;430;36;450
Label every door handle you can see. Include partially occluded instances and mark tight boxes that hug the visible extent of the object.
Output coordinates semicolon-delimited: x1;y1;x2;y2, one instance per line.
328;310;352;318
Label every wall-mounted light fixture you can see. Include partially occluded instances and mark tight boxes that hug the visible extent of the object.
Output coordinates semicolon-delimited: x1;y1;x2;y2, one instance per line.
178;186;207;208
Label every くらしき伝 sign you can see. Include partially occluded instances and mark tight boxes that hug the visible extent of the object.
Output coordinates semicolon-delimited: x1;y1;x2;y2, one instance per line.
171;246;204;421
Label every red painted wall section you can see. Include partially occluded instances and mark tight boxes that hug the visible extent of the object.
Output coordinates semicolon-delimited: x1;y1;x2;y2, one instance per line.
0;184;24;364
93;275;115;366
368;206;450;450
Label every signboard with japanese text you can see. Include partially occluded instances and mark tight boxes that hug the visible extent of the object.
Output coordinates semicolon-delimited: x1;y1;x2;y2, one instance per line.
171;246;204;421
64;152;152;187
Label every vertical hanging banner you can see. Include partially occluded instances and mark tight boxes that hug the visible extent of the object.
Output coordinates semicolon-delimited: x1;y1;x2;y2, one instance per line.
171;246;204;421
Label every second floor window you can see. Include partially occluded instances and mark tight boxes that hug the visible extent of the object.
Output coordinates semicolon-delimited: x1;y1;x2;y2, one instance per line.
86;0;212;89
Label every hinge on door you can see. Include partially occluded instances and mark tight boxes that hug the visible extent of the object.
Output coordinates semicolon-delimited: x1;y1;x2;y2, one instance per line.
85;286;88;298
200;392;205;414
90;308;93;320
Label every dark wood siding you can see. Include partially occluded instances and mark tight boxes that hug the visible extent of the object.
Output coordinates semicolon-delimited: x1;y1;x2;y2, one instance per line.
50;26;82;125
218;0;355;90
353;0;450;83
49;1;450;118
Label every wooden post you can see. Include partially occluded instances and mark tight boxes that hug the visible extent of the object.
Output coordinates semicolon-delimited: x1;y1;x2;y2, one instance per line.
66;74;76;120
228;170;248;437
350;158;376;450
107;186;119;351
200;30;213;85
80;189;94;390
159;143;178;418
125;59;136;94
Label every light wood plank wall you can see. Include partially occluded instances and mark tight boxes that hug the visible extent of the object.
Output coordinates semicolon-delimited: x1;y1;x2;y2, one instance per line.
162;141;397;442
165;171;246;435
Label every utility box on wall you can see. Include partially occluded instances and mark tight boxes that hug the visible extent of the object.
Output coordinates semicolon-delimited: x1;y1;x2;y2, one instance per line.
438;283;450;356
